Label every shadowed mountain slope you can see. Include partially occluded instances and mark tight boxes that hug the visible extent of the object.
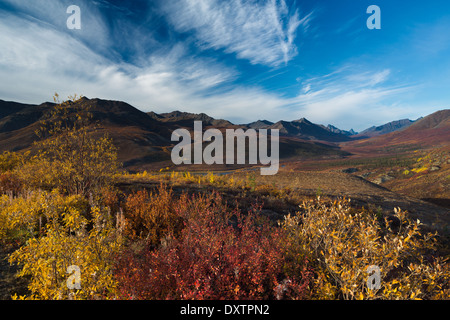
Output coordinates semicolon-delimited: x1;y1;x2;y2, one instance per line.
341;109;450;155
354;119;416;139
0;98;352;169
267;118;352;142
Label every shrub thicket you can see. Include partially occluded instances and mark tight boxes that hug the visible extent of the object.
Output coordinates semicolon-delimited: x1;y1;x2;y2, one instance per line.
8;191;121;299
123;184;184;247
281;198;448;299
1;95;123;299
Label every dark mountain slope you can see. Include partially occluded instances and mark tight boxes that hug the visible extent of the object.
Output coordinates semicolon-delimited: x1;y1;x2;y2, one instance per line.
355;119;415;138
246;120;274;129
268;118;352;142
0;98;173;166
0;99;34;119
148;110;233;127
0;98;354;169
341;109;450;154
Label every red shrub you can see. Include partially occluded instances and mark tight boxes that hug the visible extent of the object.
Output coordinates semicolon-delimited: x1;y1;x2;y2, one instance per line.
114;191;312;300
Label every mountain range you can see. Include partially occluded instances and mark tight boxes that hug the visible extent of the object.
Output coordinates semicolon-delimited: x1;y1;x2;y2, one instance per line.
0;98;448;170
354;119;418;138
341;109;450;155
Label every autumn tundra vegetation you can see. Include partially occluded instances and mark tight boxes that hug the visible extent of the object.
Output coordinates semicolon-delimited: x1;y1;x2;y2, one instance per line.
0;96;448;300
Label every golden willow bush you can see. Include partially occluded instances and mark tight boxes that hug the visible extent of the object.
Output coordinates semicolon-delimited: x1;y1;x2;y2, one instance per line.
18;94;120;197
6;191;121;299
0;95;124;300
0;189;123;300
281;197;449;299
0;151;25;173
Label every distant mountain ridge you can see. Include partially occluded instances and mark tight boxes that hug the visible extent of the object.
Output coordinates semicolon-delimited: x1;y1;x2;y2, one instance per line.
325;125;357;136
263;118;352;142
355;118;417;138
246;120;274;129
0;98;351;169
147;111;353;142
1;97;448;170
148;110;233;127
342;109;450;153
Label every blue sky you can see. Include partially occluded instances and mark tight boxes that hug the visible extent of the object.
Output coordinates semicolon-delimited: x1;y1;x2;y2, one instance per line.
0;0;449;131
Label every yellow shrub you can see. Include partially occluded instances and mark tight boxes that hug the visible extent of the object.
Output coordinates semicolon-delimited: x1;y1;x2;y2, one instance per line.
207;171;215;184
0;190;48;244
7;191;122;299
412;167;428;174
281;198;448;299
17;95;121;197
123;183;184;245
0;151;25;173
4;95;123;299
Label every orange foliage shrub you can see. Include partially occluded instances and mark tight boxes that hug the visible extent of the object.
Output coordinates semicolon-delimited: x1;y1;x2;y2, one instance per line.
123;183;184;246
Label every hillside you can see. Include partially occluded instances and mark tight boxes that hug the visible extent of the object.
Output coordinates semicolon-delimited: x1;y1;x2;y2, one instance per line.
266;118;352;142
246;120;274;129
0;98;173;167
0;100;36;119
0;98;351;170
354;119;416;138
1;98;448;174
325;124;357;136
148;110;234;127
341;109;450;155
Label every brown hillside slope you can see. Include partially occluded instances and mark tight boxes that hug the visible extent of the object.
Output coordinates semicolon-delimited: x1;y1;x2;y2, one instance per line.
0;98;352;169
341;109;449;155
0;98;174;166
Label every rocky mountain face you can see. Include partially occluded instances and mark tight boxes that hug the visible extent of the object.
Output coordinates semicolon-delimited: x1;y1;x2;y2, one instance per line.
354;119;415;138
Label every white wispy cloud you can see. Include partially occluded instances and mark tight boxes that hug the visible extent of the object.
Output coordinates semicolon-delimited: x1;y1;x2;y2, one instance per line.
0;8;266;119
291;66;417;130
0;9;415;131
0;0;111;52
0;2;421;132
161;0;312;67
